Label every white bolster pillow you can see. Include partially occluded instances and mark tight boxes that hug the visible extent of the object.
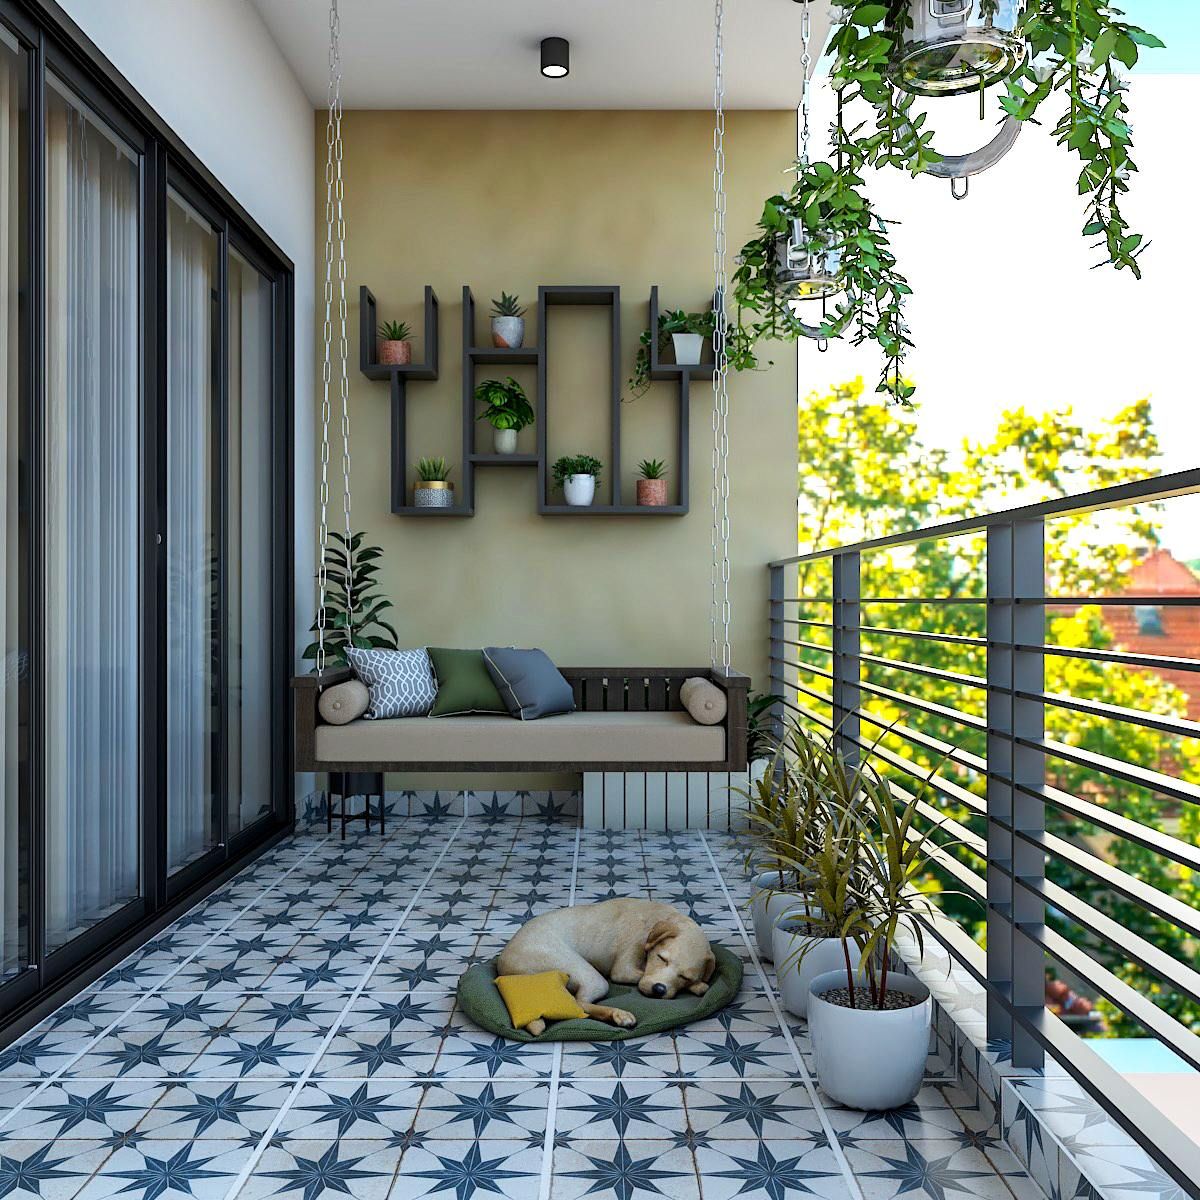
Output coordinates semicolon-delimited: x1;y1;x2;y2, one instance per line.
318;679;370;725
680;676;727;726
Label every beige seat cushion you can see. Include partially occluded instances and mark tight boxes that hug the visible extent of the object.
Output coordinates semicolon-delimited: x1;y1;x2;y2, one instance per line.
314;710;725;765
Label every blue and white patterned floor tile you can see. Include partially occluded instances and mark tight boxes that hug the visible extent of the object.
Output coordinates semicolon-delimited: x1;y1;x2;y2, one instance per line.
0;816;1049;1200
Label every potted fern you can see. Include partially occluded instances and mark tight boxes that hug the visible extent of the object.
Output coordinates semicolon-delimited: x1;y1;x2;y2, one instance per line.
475;377;535;454
552;454;602;507
378;320;412;367
303;531;399;667
635;459;668;507
413;456;454;508
491;292;526;349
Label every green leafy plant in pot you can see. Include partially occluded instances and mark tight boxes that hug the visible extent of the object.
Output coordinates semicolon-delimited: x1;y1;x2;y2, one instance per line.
378;320;413;367
627;308;764;401
635;458;668;507
475;377;534;455
490;292;527;349
413;456;454;508
552;454;603;508
303;531;399;668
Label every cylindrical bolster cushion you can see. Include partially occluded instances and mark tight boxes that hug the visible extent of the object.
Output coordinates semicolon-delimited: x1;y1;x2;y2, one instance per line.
318;679;370;726
680;676;727;726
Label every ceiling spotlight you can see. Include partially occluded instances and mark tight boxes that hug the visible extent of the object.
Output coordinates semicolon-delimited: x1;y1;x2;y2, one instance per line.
540;37;569;78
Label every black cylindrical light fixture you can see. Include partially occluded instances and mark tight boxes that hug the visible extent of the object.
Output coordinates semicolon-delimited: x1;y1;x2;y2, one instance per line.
540;36;569;78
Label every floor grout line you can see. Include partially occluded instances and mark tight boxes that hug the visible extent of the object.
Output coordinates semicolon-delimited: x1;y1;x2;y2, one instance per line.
0;833;335;1135
697;830;866;1200
219;816;468;1200
536;822;582;1200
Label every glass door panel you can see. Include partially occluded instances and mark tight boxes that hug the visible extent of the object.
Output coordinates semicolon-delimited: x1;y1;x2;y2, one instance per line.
166;190;220;875
43;76;141;951
0;26;27;983
226;249;274;836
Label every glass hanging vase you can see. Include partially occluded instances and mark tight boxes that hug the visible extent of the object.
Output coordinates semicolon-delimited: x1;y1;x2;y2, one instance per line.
889;0;1025;97
773;218;842;301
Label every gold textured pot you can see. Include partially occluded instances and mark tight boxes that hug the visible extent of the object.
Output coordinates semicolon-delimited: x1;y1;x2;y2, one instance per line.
413;480;454;509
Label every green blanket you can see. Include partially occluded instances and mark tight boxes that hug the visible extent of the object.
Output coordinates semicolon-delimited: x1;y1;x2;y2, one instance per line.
456;943;743;1042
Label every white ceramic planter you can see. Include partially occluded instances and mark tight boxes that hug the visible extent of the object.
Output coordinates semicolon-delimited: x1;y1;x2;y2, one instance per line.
563;474;596;506
491;315;525;349
750;871;809;961
772;913;859;1019
671;332;703;365
809;968;932;1110
493;428;518;454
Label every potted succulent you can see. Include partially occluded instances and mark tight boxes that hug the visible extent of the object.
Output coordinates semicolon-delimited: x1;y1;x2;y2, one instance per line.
413;457;454;509
378;320;413;367
552;454;602;508
635;459;668;507
491;292;527;349
475;377;535;454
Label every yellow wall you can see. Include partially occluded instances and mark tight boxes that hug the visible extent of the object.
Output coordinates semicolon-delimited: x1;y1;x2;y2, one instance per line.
317;110;796;766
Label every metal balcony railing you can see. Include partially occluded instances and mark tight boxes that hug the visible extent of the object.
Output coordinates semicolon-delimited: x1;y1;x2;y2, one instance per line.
768;468;1200;1194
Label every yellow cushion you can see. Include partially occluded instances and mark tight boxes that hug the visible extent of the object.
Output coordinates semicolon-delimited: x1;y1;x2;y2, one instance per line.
494;970;587;1028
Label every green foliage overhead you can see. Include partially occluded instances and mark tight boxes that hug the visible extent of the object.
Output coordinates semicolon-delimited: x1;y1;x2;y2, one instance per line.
552;454;603;489
475;376;535;432
637;458;667;480
378;320;412;342
416;456;451;482
304;530;399;668
491;292;526;318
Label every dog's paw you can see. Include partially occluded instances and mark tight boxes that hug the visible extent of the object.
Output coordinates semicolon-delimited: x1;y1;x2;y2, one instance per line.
611;1008;637;1029
687;981;710;997
525;1018;547;1036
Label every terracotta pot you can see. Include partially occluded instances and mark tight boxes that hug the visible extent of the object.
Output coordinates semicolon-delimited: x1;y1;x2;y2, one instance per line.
379;339;412;366
636;478;668;507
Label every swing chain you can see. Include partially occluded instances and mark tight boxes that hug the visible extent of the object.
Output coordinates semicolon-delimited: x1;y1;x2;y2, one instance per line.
799;0;812;166
317;0;353;678
711;0;732;674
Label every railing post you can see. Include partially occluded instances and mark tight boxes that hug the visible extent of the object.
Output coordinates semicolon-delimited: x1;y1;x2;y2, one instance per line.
768;563;787;744
986;520;1046;1069
831;551;861;768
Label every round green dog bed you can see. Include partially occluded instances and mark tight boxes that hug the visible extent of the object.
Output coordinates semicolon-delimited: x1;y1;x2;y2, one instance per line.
457;943;743;1042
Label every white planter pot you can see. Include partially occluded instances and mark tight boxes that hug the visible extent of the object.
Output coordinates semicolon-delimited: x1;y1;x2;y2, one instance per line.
672;332;703;365
772;914;860;1019
749;758;769;787
493;427;518;455
809;968;932;1110
491;315;525;348
750;871;809;961
563;474;596;506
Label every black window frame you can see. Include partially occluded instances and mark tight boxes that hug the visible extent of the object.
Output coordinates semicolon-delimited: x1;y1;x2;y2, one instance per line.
0;0;295;1039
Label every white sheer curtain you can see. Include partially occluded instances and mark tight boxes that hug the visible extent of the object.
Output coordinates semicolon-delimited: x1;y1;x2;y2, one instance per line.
0;31;22;979
43;79;140;950
166;195;217;873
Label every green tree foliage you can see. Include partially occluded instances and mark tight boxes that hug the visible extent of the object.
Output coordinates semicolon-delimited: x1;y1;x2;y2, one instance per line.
793;380;1200;1036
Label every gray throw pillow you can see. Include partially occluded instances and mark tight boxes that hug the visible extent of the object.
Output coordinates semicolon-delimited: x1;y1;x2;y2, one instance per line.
483;647;575;721
345;646;437;719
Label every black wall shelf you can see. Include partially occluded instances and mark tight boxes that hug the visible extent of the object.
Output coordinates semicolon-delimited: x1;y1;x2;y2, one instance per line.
361;283;706;519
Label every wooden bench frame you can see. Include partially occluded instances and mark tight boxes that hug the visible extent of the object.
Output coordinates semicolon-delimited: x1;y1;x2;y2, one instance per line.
292;666;750;774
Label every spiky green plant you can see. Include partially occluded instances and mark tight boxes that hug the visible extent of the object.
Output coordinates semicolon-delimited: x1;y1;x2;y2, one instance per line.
416;457;451;482
378;320;412;341
491;292;526;318
637;458;667;480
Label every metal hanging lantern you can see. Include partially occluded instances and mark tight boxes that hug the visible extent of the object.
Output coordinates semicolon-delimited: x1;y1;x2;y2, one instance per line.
890;0;1025;97
773;219;842;300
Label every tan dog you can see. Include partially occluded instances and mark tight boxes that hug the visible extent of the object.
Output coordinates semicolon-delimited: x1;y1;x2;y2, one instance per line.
497;898;717;1035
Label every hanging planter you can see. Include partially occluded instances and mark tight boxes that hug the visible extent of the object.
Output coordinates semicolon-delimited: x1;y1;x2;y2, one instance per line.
827;0;1163;273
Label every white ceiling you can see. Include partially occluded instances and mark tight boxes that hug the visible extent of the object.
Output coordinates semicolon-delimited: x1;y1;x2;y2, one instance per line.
250;0;833;110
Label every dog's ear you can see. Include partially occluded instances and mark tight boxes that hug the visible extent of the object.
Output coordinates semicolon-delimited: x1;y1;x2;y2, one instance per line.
687;951;717;995
644;920;676;954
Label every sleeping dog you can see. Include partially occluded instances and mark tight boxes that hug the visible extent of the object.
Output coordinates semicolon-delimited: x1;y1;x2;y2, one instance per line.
497;898;716;1035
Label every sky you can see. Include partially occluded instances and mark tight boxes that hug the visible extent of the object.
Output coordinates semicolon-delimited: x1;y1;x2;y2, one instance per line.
800;49;1200;559
1130;2;1200;72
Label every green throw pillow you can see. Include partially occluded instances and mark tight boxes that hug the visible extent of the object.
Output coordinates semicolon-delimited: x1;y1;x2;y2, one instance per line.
427;648;509;717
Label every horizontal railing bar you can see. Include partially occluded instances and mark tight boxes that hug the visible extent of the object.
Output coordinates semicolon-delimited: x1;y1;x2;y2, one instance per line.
766;686;835;730
1034;926;1200;1075
769;467;1200;567
858;710;988;775
1017;688;1200;740
860;651;988;691
915;827;987;898
860;624;987;648
1018;826;1200;940
1013;777;1200;874
779;637;834;655
1037;595;1200;607
1026;641;1200;674
858;677;989;732
769;597;834;605
842;729;987;817
779;617;835;630
909;794;987;857
1014;874;1200;1008
857;596;988;605
770;659;835;682
916;906;987;985
1016;735;1200;808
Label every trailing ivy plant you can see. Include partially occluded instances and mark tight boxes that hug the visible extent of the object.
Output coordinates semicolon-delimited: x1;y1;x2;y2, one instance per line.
733;159;915;406
827;0;1163;276
303;530;399;669
626;308;765;400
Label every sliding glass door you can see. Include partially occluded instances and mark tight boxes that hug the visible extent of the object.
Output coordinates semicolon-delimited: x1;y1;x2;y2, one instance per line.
43;75;142;953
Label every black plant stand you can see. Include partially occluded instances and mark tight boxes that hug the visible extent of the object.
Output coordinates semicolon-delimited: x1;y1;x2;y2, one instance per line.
326;771;385;839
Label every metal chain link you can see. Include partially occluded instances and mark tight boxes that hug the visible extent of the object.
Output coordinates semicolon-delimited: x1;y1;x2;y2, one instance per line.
710;0;732;673
316;0;353;677
799;0;813;166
